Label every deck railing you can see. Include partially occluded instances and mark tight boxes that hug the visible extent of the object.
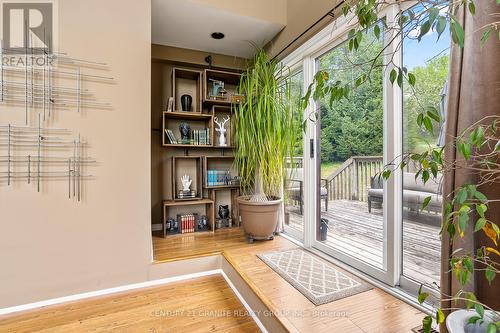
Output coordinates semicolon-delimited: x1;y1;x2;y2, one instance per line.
325;156;383;202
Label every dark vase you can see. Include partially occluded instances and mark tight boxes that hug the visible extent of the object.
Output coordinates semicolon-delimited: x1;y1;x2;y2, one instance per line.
218;205;230;219
180;94;192;112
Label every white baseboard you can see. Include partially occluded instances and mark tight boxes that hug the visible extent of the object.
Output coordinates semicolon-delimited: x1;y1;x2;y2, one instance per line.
0;269;220;316
221;270;267;333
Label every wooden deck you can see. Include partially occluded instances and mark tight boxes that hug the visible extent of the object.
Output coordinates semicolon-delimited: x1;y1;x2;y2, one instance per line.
286;200;441;287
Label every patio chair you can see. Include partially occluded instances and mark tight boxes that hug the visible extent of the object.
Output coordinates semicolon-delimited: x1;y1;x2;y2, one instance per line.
367;172;442;213
285;168;329;215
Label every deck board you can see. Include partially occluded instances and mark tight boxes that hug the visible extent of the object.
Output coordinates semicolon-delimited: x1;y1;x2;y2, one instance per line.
286;199;441;286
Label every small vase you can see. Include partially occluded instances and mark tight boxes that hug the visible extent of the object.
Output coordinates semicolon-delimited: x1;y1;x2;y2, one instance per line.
180;94;192;112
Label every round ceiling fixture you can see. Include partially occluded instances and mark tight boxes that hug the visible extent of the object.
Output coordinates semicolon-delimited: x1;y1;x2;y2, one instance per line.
211;32;225;40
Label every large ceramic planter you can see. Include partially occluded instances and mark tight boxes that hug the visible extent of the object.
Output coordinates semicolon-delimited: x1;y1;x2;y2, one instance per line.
237;195;282;243
447;310;498;333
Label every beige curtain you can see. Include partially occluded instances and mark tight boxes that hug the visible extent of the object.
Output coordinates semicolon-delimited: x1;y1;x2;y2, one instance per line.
441;1;500;331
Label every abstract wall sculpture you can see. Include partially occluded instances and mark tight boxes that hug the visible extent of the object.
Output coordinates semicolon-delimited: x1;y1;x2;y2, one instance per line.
0;31;113;201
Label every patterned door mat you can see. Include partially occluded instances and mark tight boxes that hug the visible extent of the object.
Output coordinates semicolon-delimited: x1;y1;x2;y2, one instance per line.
257;248;372;305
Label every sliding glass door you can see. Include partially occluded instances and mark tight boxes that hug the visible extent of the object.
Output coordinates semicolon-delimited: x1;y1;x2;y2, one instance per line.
310;21;397;284
284;69;305;241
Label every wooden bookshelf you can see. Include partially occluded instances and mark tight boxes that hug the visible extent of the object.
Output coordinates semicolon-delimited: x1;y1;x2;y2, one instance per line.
172;68;203;113
162;199;215;237
157;65;243;238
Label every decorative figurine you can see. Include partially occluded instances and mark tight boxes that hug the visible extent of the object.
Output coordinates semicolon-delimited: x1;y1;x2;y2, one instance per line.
218;205;230;219
214;115;230;147
179;122;190;144
180;94;192;111
209;78;225;98
198;215;208;231
181;175;192;192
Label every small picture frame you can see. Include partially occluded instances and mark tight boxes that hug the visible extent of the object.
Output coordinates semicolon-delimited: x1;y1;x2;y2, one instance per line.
167;97;174;112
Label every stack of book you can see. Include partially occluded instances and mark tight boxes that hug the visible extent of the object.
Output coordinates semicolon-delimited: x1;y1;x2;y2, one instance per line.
191;128;210;145
179;214;196;233
164;129;178;144
207;170;230;186
177;190;196;199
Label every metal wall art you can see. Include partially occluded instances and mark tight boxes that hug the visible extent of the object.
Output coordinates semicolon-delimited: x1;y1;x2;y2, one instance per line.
0;30;113;201
0;115;95;201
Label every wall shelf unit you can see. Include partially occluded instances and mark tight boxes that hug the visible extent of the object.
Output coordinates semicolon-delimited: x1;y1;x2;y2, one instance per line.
154;63;242;238
172;68;203;112
162;112;213;146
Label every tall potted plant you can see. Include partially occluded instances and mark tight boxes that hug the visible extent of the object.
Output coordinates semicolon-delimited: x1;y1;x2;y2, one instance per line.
234;49;300;243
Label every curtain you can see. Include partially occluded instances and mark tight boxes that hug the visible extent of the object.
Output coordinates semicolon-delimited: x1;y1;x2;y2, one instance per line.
441;1;500;331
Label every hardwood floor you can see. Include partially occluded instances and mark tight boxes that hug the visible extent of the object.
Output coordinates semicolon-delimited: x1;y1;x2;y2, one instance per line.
0;275;259;333
222;236;426;333
153;226;250;262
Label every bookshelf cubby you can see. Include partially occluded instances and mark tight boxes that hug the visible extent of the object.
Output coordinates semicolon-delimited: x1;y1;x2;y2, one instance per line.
203;156;238;189
211;105;235;148
204;69;243;106
162;112;213;147
172;156;203;201
172;68;203;112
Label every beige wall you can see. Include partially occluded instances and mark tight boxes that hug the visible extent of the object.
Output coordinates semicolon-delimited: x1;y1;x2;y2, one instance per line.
0;0;152;307
265;0;343;60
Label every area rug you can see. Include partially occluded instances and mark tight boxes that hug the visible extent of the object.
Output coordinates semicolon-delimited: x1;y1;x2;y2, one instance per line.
257;248;372;305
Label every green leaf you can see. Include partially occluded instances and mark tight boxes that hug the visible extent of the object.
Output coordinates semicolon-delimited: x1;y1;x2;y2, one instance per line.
419;21;431;41
428;8;439;25
456;188;468;204
436;308;445;324
427;107;441;122
397;68;403;87
382;170;391;180
422;315;433;333
480;29;492;47
473;190;488;203
476;204;487;217
475;303;485;319
408;73;416;86
486;323;497;333
459;213;469;232
422;196;432;210
469;316;481;324
389;68;397;84
423;116;433;132
422;170;430;183
451;17;465;48
436;16;447;40
374;24;381;39
468;1;476;15
475;218;487;232
485;267;496;285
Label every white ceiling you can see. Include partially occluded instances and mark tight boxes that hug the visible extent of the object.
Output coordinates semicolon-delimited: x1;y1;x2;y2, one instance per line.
152;0;286;58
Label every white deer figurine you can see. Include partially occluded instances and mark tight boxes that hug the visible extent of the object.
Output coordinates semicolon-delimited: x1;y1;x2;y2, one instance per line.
214;115;230;147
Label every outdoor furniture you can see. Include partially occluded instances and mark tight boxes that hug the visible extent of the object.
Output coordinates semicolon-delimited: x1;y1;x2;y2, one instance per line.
285;168;329;215
367;172;442;213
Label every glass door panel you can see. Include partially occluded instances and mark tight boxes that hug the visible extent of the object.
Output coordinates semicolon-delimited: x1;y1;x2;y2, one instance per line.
313;24;387;273
401;4;450;288
284;69;305;241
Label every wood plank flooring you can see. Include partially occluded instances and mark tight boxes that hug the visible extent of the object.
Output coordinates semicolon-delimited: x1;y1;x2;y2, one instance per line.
153;226;249;262
222;237;426;333
0;275;259;333
287;199;441;286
